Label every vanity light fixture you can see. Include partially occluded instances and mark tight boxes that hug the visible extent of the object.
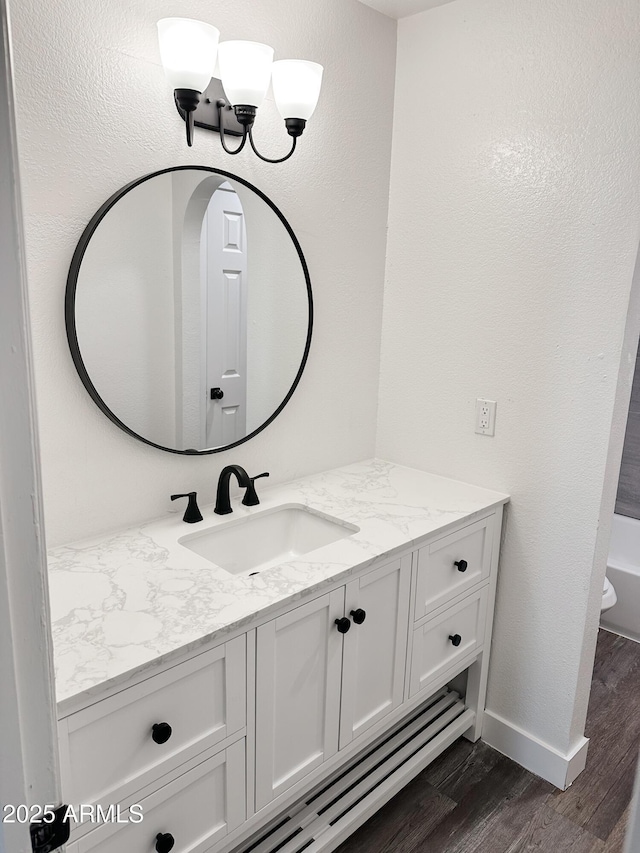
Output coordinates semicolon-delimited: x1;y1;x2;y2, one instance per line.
157;18;324;163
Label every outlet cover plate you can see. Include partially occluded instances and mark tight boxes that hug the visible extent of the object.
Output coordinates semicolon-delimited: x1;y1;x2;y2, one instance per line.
475;399;497;436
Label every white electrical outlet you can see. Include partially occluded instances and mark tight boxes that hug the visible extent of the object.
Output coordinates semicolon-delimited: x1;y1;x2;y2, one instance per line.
475;399;497;436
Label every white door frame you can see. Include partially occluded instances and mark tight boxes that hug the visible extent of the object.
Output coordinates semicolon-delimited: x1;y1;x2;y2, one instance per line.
581;249;640;844
616;254;640;853
0;1;61;851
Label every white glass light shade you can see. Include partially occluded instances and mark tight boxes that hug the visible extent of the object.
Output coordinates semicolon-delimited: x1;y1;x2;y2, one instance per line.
157;18;219;92
271;60;323;120
218;41;274;108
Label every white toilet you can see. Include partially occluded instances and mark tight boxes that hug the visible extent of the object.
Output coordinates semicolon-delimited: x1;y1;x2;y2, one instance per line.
602;577;617;613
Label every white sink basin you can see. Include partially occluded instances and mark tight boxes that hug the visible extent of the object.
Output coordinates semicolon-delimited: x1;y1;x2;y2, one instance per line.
178;504;359;576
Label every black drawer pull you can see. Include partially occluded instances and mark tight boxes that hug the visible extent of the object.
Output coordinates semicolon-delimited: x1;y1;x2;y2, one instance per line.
151;722;172;744
454;560;468;572
449;634;462;647
156;833;175;853
335;617;351;634
350;608;366;625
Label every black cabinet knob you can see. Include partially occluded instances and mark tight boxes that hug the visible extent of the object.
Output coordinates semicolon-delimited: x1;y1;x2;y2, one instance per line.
335;617;351;634
210;387;224;400
454;560;468;573
151;722;172;744
156;833;175;853
350;609;366;625
449;634;462;647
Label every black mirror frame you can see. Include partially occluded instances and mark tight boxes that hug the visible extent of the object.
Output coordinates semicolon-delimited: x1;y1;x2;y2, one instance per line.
65;165;313;455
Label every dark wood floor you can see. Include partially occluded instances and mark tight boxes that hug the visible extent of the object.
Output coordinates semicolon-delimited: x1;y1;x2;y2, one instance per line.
336;630;640;853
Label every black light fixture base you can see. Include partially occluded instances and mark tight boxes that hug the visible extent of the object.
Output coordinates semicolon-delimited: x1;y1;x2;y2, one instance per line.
174;77;244;139
285;118;307;138
233;104;257;129
174;88;200;146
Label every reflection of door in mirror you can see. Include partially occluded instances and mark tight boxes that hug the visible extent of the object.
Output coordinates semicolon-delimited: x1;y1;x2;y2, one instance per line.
200;184;248;448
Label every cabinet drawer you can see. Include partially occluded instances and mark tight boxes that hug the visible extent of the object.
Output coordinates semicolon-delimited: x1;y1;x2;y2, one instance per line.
414;515;493;620
409;588;488;697
60;636;246;809
68;740;246;853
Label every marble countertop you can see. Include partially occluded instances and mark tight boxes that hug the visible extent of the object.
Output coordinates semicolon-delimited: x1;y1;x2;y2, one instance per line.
48;459;509;715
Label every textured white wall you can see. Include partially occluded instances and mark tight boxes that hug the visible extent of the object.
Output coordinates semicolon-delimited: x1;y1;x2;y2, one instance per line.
377;0;640;755
12;0;640;772
9;0;396;547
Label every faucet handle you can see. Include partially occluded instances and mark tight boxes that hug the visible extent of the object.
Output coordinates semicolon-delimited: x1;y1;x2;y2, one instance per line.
242;472;270;507
171;492;203;524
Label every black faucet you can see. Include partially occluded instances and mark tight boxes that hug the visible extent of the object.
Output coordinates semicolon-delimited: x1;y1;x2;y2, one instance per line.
214;466;270;515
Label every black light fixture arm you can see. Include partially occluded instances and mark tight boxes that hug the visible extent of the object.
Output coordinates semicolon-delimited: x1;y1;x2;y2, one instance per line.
216;100;248;155
248;128;297;164
213;97;303;163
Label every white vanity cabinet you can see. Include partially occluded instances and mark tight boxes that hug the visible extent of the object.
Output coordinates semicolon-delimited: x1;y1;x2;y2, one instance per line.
255;556;411;811
57;500;505;853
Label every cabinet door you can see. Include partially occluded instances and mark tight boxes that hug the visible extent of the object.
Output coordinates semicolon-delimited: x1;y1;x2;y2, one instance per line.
339;556;411;749
255;589;345;811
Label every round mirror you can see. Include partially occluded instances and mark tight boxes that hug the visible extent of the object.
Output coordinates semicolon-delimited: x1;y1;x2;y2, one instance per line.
65;166;312;454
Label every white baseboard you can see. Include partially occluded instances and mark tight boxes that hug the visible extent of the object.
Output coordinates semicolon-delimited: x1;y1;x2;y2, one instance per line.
482;710;589;790
600;622;640;645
